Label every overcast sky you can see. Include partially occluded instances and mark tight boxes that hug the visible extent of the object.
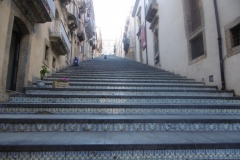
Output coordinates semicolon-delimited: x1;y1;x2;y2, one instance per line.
93;0;135;40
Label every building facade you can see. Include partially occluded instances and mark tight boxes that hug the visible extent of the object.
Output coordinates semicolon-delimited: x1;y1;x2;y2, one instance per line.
0;0;99;102
122;7;136;61
132;0;240;95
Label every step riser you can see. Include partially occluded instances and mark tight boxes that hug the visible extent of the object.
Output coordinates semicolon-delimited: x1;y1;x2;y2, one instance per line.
44;81;204;85
1;122;240;132
33;85;215;90
50;75;183;78
46;78;193;82
1;149;239;159
25;90;233;97
8;97;240;105
1;107;240;115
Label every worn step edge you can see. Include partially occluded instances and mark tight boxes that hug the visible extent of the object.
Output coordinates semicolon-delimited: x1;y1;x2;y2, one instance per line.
0;132;240;151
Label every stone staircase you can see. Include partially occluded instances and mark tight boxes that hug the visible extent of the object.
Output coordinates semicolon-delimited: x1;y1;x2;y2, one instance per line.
0;55;240;159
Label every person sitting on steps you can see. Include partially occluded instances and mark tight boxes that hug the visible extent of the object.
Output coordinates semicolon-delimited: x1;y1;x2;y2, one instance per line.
73;57;79;66
104;55;107;59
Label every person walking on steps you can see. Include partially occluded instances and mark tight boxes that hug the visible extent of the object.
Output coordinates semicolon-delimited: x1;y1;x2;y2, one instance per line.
73;57;79;66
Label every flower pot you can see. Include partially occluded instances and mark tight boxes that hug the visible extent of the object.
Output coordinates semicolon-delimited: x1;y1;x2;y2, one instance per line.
37;80;45;87
53;81;69;88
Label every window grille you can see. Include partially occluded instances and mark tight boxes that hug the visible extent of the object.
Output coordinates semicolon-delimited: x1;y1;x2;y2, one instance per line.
231;24;240;48
190;34;204;60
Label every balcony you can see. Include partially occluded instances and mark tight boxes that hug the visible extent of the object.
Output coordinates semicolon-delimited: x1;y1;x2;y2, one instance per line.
66;1;79;31
85;18;94;39
60;0;71;6
77;0;86;14
145;0;158;23
14;0;55;23
49;20;71;55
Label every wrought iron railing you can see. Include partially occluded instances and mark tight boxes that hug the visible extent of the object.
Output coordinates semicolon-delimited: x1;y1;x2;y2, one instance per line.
41;0;55;20
145;0;157;17
66;0;79;19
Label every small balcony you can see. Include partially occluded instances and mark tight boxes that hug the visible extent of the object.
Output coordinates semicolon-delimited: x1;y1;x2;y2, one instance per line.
78;0;86;14
66;1;79;31
60;0;71;6
145;0;158;23
14;0;55;23
49;20;71;55
85;18;94;39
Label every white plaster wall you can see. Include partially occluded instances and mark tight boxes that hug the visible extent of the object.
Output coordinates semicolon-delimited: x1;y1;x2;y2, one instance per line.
217;0;240;95
157;0;222;89
146;22;154;66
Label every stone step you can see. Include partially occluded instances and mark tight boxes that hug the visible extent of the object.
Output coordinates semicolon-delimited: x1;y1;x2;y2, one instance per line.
9;95;240;105
54;73;176;76
33;83;217;90
1;103;240;115
1;114;240;132
24;89;234;97
58;70;168;73
46;77;194;82
49;75;185;79
42;81;205;86
0;132;240;159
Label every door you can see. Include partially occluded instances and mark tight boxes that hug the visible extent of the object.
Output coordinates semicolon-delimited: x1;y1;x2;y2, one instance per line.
6;31;20;91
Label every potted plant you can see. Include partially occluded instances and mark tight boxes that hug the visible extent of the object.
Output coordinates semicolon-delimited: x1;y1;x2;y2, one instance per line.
53;77;69;88
37;65;50;87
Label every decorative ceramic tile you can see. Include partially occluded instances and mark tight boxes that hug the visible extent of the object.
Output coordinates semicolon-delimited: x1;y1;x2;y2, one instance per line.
9;97;240;105
1;149;240;159
1;107;240;115
1;123;240;132
25;90;233;97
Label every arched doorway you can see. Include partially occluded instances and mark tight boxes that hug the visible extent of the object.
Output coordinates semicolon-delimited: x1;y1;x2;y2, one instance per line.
6;17;30;92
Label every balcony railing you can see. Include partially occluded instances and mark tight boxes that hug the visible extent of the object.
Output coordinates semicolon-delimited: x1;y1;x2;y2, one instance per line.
60;0;71;6
49;20;71;55
18;0;55;23
66;0;79;31
145;0;158;23
77;0;86;14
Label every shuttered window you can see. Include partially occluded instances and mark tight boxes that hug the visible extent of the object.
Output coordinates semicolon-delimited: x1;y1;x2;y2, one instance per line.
190;34;204;60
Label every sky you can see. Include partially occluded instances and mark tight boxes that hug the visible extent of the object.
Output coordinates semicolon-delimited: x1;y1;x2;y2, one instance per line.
93;0;135;41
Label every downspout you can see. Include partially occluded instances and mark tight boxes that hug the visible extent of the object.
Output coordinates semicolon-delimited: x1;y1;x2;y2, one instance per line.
213;0;226;90
144;0;148;65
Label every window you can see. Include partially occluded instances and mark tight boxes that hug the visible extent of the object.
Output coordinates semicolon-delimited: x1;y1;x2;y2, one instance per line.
190;34;204;60
225;16;240;57
52;57;56;68
188;0;201;34
183;0;206;64
231;24;240;48
44;45;49;61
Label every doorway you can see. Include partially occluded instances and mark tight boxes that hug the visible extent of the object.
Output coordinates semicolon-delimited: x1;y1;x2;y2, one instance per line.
6;24;21;91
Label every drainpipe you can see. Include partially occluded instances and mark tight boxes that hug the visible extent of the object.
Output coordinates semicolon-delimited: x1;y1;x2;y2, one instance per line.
144;0;148;65
213;0;226;90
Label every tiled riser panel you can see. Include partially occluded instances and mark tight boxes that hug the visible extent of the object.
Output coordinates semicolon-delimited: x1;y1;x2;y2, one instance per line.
9;97;240;105
25;90;233;97
1;149;240;159
1;107;240;115
47;78;190;81
33;85;217;90
44;81;204;86
0;108;240;115
1;123;240;132
55;73;174;76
